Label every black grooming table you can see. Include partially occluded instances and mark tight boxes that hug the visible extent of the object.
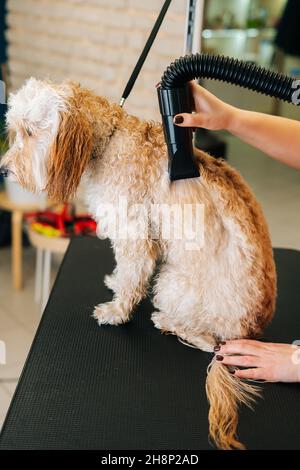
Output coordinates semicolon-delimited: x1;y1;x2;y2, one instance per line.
0;238;300;450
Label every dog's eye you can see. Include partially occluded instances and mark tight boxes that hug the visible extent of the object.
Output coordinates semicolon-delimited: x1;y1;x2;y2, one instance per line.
26;129;32;137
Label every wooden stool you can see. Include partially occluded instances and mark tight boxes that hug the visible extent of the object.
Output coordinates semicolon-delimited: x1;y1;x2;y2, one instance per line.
0;191;48;289
27;228;69;312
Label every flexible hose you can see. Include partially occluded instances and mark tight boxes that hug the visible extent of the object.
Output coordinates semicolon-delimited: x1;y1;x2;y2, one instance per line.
160;53;298;104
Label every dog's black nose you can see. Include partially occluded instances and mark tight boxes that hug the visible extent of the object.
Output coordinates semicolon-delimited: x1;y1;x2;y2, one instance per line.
0;168;9;177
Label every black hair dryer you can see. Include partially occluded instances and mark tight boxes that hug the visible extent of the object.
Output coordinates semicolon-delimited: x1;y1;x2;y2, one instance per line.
157;84;200;181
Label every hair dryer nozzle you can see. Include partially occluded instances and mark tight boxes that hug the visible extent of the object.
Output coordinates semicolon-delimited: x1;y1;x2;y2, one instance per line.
157;85;200;181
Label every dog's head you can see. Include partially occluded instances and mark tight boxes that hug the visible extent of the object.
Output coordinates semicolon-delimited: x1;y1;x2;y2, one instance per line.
1;78;120;201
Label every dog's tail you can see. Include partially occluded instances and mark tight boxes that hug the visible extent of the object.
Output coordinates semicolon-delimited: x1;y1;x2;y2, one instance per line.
205;358;261;450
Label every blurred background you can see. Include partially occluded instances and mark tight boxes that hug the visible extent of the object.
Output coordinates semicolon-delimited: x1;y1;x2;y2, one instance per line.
0;0;299;428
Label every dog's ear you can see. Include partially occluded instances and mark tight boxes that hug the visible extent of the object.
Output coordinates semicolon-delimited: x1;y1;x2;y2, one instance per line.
46;102;93;202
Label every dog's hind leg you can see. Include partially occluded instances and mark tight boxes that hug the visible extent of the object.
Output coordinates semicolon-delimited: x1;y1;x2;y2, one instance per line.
151;264;216;352
151;310;216;352
93;239;157;326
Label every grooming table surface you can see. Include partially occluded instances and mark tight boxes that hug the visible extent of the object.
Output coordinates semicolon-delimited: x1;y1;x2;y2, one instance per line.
0;238;300;450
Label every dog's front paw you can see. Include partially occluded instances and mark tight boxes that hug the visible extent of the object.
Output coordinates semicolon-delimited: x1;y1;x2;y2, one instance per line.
93;301;129;326
104;274;117;292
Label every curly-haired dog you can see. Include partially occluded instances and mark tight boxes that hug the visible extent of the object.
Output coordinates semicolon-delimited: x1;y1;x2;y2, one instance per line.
0;78;277;450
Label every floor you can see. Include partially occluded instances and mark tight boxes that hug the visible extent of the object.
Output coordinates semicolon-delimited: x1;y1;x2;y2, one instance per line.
0;135;300;430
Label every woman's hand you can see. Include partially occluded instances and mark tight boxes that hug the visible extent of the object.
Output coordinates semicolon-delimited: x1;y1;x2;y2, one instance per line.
173;81;236;131
214;339;300;383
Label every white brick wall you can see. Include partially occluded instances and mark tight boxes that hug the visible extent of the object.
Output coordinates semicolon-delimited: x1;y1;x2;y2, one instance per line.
6;0;188;120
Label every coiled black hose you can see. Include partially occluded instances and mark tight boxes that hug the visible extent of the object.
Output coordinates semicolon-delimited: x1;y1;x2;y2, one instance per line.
158;53;299;181
160;53;298;104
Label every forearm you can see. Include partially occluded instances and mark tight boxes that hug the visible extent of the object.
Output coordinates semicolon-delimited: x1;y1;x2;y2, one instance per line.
227;108;300;169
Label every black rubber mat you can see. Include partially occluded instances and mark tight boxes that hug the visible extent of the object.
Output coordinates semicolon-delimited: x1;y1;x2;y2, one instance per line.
0;237;300;450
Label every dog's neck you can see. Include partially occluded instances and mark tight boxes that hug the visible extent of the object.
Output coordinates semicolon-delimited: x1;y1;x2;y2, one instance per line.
74;87;169;199
86;114;169;209
91;103;129;164
87;98;167;172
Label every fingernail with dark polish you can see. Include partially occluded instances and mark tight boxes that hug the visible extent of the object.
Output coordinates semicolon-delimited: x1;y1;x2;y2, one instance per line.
220;341;226;345
229;369;235;375
214;346;220;352
216;355;223;361
174;115;184;124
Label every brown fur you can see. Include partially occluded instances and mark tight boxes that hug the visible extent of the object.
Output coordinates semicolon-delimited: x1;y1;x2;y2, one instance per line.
46;83;123;202
206;360;261;450
195;150;276;338
192;150;275;449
